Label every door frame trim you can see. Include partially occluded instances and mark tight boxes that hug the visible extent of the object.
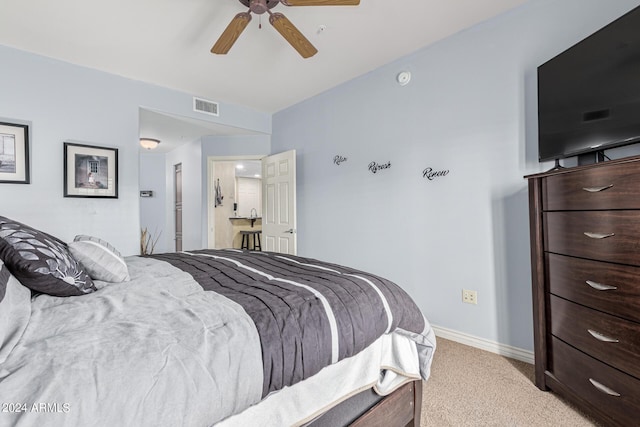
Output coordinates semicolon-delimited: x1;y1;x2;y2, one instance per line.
174;163;183;252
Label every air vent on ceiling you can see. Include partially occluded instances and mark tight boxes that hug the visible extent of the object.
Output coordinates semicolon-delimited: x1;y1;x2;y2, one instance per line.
193;97;219;116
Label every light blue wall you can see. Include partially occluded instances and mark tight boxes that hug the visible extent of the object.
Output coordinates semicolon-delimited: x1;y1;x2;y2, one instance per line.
271;0;640;351
0;44;270;255
139;153;166;253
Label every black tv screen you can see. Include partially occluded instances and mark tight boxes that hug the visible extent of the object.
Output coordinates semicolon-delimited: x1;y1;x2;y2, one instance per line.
537;6;640;162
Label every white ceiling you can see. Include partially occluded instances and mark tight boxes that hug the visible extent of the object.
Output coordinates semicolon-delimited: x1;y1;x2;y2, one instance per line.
0;0;528;150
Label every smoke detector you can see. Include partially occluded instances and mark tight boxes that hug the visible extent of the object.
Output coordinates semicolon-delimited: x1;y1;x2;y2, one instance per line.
396;71;411;86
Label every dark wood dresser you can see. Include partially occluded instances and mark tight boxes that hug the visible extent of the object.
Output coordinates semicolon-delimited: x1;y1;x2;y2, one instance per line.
526;156;640;426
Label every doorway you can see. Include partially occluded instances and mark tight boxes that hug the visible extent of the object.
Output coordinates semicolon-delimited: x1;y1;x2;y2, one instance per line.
208;157;263;249
207;151;297;254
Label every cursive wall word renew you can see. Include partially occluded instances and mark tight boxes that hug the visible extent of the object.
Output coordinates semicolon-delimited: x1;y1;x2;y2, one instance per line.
423;167;449;181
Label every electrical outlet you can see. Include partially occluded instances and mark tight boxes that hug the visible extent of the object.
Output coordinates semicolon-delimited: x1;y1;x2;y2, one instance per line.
462;289;478;305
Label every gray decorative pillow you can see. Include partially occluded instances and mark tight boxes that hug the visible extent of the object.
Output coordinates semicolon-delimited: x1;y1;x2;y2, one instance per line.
68;235;130;283
0;216;96;296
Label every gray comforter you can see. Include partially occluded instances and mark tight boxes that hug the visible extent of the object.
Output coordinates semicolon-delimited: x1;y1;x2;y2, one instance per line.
151;250;433;397
0;250;434;427
1;256;263;426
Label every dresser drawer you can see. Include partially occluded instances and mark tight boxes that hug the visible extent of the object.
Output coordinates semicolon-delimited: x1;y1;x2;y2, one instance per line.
544;211;640;265
547;253;640;323
551;337;640;427
544;161;640;210
550;295;640;380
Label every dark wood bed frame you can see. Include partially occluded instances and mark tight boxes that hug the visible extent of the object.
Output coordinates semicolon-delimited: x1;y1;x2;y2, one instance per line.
351;380;422;427
309;379;422;427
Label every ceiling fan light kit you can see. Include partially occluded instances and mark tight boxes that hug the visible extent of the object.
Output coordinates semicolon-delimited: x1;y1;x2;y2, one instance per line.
211;0;360;58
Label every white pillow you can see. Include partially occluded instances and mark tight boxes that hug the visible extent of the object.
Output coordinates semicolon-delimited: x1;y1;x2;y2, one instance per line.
68;235;130;283
0;261;31;364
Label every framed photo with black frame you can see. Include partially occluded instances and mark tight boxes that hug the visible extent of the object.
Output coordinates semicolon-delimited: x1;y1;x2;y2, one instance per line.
0;121;30;184
63;142;118;198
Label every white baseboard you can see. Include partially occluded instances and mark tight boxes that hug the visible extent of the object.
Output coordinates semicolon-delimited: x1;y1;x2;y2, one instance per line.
432;325;534;365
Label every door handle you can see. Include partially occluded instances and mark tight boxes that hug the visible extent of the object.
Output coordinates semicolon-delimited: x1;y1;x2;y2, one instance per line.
284;229;296;234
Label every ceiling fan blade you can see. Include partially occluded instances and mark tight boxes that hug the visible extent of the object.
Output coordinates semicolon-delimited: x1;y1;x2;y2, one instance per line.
269;12;317;58
281;0;359;5
211;12;252;55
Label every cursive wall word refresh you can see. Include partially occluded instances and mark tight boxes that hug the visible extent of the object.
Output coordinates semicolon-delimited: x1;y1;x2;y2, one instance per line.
423;167;449;181
334;155;348;165
368;161;391;174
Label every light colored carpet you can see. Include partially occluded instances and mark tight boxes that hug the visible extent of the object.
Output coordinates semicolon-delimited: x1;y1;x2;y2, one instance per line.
421;338;600;426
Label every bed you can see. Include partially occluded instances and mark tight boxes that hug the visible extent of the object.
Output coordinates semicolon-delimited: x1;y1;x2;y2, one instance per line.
0;215;436;426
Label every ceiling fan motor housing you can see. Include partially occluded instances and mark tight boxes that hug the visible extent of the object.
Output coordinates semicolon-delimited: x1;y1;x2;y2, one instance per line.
240;0;280;14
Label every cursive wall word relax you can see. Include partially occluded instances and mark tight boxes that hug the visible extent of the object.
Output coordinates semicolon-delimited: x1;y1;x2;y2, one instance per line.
423;167;449;181
369;161;391;174
334;155;348;165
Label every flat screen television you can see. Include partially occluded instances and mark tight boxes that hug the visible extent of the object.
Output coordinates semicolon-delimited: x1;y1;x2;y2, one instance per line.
537;6;640;163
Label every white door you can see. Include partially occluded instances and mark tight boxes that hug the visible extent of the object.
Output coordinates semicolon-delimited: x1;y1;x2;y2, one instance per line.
262;150;296;254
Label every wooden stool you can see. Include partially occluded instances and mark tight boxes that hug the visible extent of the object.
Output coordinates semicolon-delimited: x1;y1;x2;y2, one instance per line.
240;230;262;251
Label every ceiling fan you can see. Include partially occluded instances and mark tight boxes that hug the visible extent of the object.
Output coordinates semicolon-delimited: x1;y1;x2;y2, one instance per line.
211;0;360;59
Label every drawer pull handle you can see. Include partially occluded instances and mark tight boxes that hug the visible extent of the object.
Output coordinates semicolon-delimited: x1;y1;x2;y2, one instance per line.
583;232;615;239
587;329;619;343
589;378;621;397
586;280;617;291
582;185;613;193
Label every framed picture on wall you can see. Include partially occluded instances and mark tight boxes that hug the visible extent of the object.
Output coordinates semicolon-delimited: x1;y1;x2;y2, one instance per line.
63;142;118;198
0;121;30;184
